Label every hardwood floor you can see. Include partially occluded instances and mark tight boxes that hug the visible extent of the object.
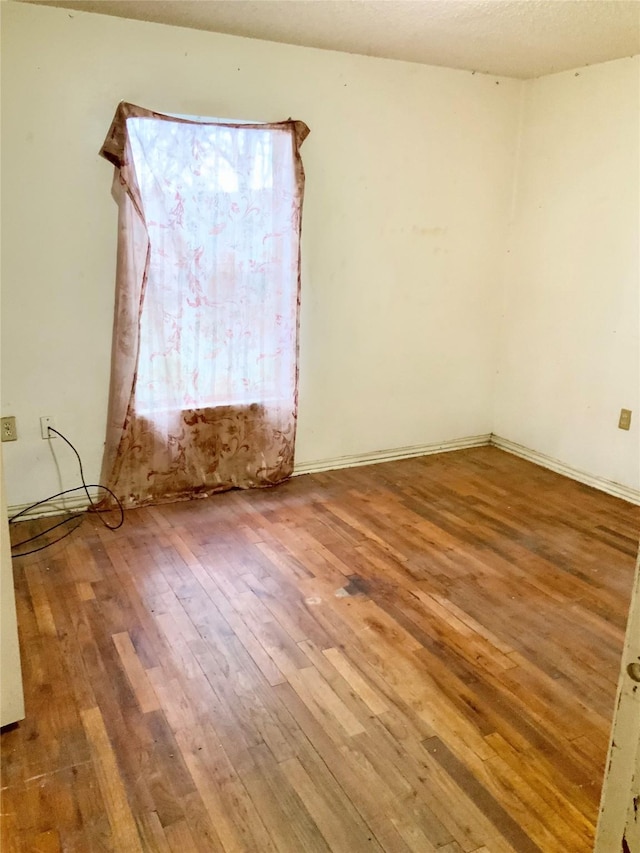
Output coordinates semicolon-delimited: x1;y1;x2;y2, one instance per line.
2;447;638;852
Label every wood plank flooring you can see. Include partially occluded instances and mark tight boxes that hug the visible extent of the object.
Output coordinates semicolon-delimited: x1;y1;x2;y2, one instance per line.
2;447;639;852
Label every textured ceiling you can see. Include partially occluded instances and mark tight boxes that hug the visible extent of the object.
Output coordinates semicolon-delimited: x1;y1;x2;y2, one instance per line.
17;0;640;79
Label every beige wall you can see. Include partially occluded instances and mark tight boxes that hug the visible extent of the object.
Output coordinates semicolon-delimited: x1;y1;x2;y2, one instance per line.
1;4;638;508
0;2;521;507
494;57;640;491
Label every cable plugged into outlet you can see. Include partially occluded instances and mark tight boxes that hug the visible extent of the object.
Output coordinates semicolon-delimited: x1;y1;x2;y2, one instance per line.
40;416;57;439
9;423;124;558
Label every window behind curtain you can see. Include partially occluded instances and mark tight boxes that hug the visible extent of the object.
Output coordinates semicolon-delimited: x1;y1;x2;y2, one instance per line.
127;117;298;414
98;103;308;507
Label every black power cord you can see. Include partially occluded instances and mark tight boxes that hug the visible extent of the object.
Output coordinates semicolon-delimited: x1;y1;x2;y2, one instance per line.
10;513;85;557
9;426;124;557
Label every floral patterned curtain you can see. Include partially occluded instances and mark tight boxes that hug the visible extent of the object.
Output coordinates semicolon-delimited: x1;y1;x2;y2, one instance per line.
99;103;309;507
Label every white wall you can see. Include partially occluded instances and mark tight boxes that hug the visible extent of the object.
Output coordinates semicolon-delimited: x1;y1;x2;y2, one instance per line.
494;57;640;492
0;2;521;508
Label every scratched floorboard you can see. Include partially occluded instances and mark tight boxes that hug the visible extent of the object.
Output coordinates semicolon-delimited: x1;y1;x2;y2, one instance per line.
2;446;638;852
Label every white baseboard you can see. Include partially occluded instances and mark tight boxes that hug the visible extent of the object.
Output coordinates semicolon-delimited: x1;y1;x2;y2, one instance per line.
293;434;492;476
8;492;98;522
6;436;492;517
11;434;637;517
490;435;640;506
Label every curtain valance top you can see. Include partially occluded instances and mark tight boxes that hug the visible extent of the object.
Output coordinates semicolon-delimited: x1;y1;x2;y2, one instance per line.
99;101;310;170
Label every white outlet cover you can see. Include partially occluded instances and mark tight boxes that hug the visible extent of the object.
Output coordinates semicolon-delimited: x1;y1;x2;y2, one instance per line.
40;416;57;439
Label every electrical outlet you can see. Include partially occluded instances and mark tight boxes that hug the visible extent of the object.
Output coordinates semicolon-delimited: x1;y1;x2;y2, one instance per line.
1;416;17;442
618;409;632;431
40;416;57;439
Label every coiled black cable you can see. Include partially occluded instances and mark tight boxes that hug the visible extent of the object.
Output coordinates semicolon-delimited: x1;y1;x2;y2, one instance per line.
9;426;124;557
